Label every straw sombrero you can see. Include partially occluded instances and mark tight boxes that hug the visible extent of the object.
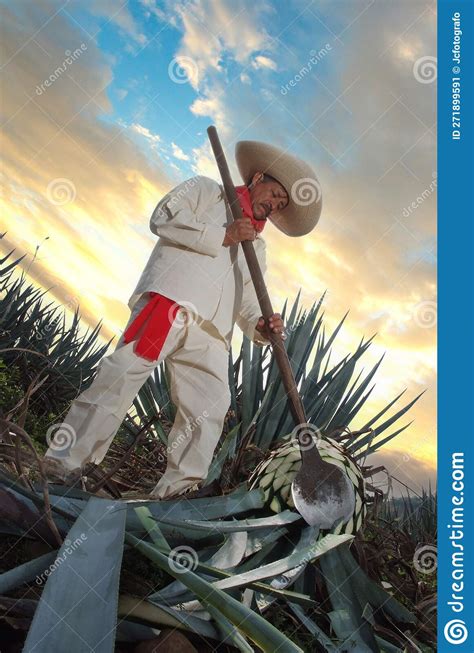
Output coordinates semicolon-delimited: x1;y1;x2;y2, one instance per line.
235;140;322;237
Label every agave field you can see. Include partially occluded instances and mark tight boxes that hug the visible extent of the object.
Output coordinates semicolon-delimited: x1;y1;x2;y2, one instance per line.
0;232;437;652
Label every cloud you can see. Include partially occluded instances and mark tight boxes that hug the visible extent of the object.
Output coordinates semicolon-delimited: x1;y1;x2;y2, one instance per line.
131;123;161;143
80;0;147;46
366;448;436;499
171;141;190;161
154;0;274;90
1;2;172;338
252;55;277;71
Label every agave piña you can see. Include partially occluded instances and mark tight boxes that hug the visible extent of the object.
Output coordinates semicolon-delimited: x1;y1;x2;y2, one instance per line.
248;433;367;536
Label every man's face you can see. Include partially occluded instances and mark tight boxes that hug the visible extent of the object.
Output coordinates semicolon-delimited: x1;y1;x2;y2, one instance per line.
248;174;289;220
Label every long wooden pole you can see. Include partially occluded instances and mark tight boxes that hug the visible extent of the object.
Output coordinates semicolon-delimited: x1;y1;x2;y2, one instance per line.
207;126;307;427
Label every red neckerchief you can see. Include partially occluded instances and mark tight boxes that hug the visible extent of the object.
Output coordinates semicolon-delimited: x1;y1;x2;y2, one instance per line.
235;184;267;233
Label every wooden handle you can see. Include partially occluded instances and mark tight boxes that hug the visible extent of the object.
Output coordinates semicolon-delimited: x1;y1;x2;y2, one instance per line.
207;125;307;426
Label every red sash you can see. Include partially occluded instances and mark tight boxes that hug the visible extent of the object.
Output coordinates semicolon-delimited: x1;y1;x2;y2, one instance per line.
123;292;179;361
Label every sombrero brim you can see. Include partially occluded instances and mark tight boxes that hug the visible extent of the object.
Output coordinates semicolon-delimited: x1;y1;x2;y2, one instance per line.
235;140;322;237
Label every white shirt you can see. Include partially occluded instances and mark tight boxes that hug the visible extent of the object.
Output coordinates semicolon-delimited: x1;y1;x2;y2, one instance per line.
127;175;269;349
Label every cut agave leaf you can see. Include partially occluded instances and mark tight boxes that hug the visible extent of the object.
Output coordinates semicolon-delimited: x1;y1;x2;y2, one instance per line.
202;601;255;653
118;595;218;639
0;551;58;594
153;510;302;533
319;547;380;653
208;533;353;590
125;487;265;533
287;602;337;651
126;533;305;653
24;498;126;653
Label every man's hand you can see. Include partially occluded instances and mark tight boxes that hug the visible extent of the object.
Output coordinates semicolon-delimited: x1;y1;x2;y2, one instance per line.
256;313;286;340
223;217;257;247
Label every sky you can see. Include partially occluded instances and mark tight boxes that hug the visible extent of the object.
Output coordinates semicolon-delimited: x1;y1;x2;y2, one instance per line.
0;0;437;497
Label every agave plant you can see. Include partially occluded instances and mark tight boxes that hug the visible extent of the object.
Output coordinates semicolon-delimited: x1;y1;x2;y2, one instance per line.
0;236;433;651
0;231;112;414
133;292;418;535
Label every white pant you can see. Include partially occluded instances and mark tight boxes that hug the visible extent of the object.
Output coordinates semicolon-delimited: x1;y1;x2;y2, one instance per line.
44;294;231;498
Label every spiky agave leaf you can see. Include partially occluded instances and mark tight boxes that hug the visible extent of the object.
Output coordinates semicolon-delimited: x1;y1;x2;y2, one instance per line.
248;434;367;537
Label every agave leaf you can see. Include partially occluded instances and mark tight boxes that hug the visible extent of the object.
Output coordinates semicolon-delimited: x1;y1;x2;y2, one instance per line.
206;531;248;568
149;531;248;603
227;348;239;431
143;547;316;608
118;595;219;638
134;505;171;551
336;539;416;624
153;510;302;533
350;391;423;454
205;422;241;484
361;389;408;430
253;525;318;612
287;602;337;651
241;335;253;436
125;487;265;533
202;601;255;652
126;533;305;653
373;636;404;653
132;381;158;432
24;498;126;653
357;422;413;460
0;551;58;593
327;356;384;431
313;357;357;428
319;547;379;652
250;343;265;419
209;533;353;590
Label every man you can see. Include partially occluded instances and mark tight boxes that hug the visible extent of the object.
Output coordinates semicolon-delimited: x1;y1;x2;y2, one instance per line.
42;140;322;499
